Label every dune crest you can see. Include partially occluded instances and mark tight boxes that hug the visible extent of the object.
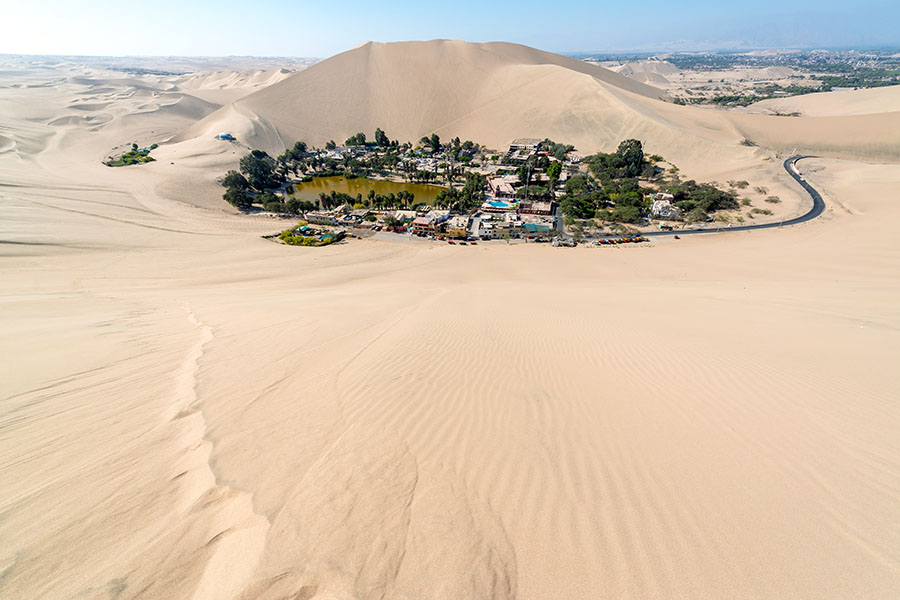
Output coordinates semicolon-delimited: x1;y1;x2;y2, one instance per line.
179;40;900;173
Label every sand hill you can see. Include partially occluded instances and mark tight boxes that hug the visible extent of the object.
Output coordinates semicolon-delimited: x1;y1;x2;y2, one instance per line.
1;49;899;600
174;68;295;104
180;40;900;180
181;40;673;152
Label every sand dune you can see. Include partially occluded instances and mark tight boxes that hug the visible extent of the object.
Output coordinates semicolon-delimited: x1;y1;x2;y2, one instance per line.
182;40;669;151
613;60;681;77
179;40;899;198
175;68;295;104
1;50;899;600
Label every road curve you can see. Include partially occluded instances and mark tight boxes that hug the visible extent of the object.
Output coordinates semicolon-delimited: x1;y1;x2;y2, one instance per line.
640;155;826;238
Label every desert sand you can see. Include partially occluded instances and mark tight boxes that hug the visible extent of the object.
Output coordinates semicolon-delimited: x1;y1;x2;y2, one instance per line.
1;42;899;599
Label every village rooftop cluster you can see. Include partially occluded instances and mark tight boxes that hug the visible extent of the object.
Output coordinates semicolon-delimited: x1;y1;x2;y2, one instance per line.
302;139;569;242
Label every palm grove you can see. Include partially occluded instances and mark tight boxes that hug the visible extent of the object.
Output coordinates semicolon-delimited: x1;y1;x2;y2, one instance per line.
219;130;489;214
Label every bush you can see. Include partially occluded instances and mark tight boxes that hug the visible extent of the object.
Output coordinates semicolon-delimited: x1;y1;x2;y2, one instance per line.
741;198;752;206
105;148;155;167
765;196;781;204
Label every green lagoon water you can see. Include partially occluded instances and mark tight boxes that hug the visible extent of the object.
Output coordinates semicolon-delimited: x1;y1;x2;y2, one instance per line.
289;176;446;206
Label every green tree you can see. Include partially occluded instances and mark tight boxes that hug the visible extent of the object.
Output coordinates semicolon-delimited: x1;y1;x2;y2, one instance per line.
565;173;590;195
547;161;562;180
459;172;486;211
546;161;562;191
222;170;249;190
612;205;643;223
345;132;366;146
420;133;441;153
616;139;644;178
517;162;533;186
561;195;594;219
239;152;277;191
223;187;253;210
374;128;389;147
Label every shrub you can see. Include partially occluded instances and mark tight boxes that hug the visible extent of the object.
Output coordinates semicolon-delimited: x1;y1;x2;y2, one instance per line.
687;207;708;222
741;198;752;206
765;196;781;204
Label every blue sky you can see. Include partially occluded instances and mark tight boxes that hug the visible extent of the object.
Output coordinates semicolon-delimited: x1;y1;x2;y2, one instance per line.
4;0;898;57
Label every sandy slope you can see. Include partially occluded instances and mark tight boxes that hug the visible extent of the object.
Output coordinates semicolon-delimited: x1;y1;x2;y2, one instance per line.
174;68;295;105
1;55;900;600
743;84;900;116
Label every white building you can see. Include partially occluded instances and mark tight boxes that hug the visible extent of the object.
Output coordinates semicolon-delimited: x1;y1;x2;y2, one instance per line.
651;200;682;219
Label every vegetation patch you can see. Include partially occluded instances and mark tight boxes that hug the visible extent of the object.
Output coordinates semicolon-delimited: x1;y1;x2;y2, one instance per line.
105;143;157;167
557;139;739;226
278;223;345;247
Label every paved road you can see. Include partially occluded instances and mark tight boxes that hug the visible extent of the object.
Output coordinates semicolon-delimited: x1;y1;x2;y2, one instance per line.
470;214;482;239
631;155;826;239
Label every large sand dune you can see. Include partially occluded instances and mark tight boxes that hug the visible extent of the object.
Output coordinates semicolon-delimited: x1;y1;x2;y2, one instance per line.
1;49;899;600
177;40;900;198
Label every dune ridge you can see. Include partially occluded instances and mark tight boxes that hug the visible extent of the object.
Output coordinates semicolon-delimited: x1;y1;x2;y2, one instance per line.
179;40;900;168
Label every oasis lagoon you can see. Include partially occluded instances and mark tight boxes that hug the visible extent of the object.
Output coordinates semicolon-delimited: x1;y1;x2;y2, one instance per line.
289;176;446;206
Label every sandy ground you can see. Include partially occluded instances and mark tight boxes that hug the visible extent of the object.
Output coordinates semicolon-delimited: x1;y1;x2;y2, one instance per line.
741;85;900;117
601;58;815;100
1;50;899;600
